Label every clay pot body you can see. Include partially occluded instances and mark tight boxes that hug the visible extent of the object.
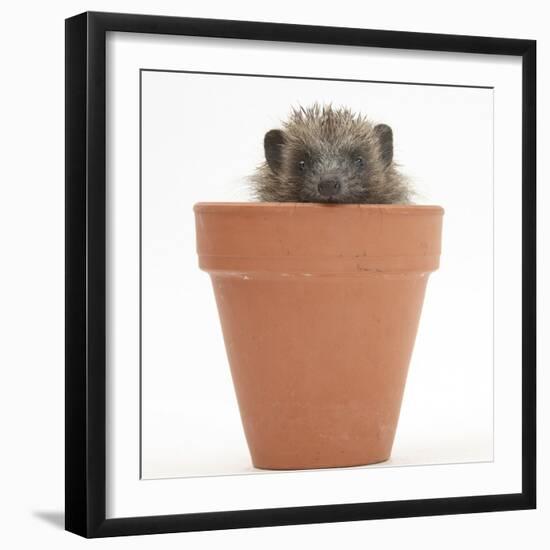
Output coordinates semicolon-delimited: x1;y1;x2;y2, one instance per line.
194;203;443;470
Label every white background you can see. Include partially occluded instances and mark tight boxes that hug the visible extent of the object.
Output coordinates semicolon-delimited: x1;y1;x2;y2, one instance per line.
140;70;495;478
0;1;546;548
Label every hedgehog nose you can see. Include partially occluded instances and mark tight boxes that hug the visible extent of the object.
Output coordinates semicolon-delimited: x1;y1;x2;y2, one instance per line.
318;180;341;197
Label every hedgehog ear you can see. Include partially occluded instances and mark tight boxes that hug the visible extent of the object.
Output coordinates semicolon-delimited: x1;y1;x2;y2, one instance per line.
374;124;393;167
264;129;286;173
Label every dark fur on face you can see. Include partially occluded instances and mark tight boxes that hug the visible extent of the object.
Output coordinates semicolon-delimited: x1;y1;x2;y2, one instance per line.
250;104;412;204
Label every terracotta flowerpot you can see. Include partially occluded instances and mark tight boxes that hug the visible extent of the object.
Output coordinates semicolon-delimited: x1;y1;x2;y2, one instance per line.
194;202;443;470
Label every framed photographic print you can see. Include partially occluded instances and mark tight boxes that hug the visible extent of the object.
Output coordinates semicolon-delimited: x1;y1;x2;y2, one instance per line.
65;11;536;538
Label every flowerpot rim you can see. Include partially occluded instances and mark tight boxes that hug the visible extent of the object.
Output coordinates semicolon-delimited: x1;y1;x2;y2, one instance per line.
194;201;444;275
194;202;444;216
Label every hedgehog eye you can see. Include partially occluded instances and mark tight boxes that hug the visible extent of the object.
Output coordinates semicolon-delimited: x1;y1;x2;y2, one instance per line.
298;160;306;171
355;157;364;168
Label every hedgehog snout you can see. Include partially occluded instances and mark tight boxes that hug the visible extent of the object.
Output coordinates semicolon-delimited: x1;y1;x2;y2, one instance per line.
317;179;342;197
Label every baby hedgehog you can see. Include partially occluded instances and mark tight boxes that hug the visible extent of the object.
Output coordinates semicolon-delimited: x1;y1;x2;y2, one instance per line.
250;104;412;204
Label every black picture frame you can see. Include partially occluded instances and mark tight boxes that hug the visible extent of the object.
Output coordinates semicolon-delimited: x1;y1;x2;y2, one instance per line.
65;11;536;538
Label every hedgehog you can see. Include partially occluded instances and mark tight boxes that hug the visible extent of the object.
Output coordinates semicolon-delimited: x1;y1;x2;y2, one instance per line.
249;104;412;204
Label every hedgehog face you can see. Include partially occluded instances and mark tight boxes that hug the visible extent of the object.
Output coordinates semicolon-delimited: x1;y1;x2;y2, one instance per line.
263;114;395;204
284;142;374;203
